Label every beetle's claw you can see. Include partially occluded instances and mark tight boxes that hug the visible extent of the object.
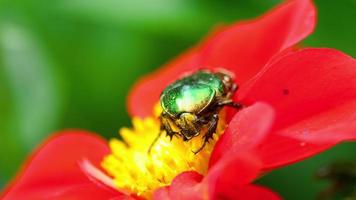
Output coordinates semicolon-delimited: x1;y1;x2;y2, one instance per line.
191;149;200;155
192;142;207;155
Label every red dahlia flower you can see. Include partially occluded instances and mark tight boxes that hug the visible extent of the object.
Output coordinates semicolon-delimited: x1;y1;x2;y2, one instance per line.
2;0;356;199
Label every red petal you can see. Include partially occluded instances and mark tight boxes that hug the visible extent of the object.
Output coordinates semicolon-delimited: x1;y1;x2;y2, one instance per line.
200;0;315;84
128;0;316;118
222;185;281;200
210;102;275;167
238;48;356;169
256;134;330;171
286;101;356;143
1;131;125;200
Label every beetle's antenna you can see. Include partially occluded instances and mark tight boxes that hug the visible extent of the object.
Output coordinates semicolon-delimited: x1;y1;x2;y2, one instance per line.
147;131;162;154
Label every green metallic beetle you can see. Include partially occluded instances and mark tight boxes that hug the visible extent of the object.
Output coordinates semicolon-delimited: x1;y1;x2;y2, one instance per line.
149;70;243;154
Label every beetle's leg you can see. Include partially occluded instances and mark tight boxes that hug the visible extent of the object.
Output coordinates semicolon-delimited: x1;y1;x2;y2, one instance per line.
148;113;177;153
192;113;218;154
161;114;179;140
218;99;243;110
198;117;209;124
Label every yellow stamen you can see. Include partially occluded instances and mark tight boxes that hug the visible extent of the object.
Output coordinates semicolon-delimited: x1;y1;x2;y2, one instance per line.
101;104;226;198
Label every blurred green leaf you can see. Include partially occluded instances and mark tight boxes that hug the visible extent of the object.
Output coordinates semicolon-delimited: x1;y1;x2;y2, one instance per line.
303;0;356;56
54;0;213;37
0;16;63;182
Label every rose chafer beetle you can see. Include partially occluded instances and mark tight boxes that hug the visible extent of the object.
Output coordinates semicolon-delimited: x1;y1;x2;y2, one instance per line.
149;70;243;154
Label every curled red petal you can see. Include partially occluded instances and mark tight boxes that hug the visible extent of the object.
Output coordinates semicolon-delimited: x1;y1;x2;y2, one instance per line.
1;131;126;200
210;102;275;167
238;48;356;169
128;0;316;118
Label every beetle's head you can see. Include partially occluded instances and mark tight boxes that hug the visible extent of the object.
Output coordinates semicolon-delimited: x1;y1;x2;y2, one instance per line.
215;70;235;93
177;113;200;140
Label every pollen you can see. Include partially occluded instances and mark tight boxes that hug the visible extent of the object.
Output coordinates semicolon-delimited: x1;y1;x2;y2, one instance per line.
101;105;226;198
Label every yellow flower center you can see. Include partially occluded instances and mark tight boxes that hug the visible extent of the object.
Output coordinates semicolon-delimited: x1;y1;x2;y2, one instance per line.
101;105;226;198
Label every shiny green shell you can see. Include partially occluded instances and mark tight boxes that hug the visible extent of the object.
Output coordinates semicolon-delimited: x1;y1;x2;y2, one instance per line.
160;71;224;116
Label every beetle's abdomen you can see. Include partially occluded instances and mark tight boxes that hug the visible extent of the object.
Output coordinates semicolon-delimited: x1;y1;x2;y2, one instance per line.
161;83;215;116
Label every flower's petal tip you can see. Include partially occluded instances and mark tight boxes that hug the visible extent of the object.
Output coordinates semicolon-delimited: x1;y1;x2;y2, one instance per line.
250;102;276;119
154;171;204;200
153;186;171;200
280;0;317;49
171;171;204;186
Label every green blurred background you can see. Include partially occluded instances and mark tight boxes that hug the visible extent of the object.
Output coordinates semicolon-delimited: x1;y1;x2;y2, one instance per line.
0;0;355;199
